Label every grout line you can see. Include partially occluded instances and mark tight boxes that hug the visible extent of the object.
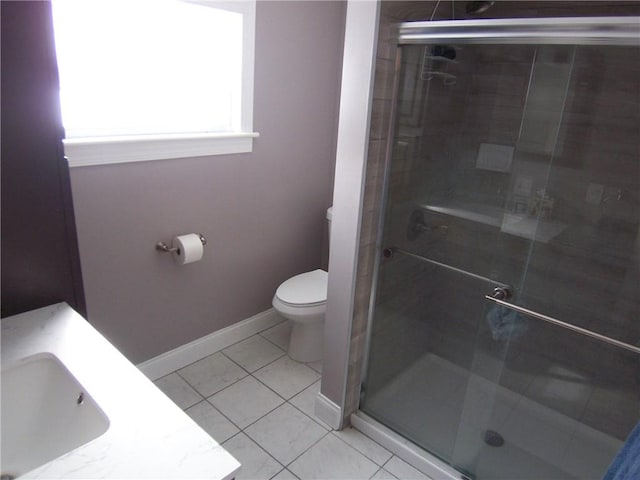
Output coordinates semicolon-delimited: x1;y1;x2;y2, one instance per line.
173;333;397;478
198;374;287;431
198;397;247;434
172;370;207;406
269;467;300;480
221;333;288;357
232;349;288;376
170;349;227;375
370;467;384;480
227;430;286;472
175;363;248;399
287;396;333;432
225;395;285;432
307;361;323;374
250;360;321;400
330;428;392;467
230;375;318;432
258;322;292;350
218;349;253;376
281;429;332;468
256;318;287;334
328;432;385;467
217;321;286;352
381;456;394;470
181;351;320;432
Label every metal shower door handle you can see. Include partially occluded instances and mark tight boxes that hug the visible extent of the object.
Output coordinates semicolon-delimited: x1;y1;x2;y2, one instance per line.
485;294;640;355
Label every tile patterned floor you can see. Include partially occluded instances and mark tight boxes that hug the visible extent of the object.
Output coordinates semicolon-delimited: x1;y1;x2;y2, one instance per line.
154;321;433;480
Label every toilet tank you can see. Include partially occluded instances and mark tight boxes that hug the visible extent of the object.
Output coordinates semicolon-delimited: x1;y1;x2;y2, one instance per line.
326;206;333;239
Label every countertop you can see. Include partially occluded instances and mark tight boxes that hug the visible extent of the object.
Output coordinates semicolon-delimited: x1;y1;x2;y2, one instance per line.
1;303;241;479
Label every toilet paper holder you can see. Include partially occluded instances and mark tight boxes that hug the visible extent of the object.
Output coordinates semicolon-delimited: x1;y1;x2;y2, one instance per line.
156;234;207;254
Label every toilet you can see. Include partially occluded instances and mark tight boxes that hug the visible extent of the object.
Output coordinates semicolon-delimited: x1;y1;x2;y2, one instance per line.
272;207;332;363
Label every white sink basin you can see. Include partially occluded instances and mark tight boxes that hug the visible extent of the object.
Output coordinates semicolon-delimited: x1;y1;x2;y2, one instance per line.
1;353;110;478
1;304;240;479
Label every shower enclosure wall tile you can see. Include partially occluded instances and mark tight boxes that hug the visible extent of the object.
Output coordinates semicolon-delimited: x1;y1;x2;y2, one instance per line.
369;99;394;140
373;58;397;101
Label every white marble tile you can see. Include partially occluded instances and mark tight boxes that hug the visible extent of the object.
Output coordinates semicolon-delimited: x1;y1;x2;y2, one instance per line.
154;372;202;409
370;468;398;480
383;457;432;480
288;433;380;480
272;468;300;480
260;321;292;350
178;352;248;397
332;427;392;466
184;400;239;444
222;433;283;480
244;403;328;466
253;356;320;399
208;376;284;429
222;335;286;373
307;360;323;373
289;380;331;430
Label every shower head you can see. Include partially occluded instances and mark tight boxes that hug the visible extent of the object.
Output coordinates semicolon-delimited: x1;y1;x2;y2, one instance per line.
466;1;494;15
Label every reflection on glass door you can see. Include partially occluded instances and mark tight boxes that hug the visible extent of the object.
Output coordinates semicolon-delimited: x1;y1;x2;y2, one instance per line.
361;35;640;480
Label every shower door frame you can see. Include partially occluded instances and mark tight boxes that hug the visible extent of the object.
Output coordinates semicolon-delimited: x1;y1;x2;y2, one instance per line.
357;15;640;479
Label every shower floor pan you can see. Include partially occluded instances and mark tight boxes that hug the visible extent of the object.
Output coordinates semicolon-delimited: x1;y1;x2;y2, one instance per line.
359;353;622;480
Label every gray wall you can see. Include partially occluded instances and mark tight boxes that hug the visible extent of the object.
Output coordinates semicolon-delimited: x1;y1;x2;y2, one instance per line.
70;1;346;364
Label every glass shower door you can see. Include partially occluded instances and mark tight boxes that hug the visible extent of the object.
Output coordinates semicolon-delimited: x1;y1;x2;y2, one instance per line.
362;41;542;465
361;23;639;480
450;42;640;479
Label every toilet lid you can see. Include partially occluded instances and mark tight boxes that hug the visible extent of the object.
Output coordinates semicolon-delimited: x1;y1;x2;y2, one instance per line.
275;269;328;306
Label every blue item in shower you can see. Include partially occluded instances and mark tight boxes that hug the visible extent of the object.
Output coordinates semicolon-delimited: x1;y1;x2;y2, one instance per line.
603;422;640;480
486;304;526;341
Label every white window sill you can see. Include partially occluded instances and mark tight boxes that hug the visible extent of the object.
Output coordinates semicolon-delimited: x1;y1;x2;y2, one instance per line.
63;132;260;167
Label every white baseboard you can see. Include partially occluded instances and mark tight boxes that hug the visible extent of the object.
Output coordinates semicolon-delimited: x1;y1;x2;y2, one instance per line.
314;393;343;430
137;308;284;380
350;412;460;480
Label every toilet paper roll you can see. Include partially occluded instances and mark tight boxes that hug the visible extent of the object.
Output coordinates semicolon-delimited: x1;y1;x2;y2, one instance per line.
173;234;204;265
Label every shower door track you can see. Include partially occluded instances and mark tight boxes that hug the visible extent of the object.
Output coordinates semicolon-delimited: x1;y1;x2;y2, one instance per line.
398;16;640;46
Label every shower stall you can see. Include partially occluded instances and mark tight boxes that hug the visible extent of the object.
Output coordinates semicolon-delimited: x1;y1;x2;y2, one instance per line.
359;17;640;480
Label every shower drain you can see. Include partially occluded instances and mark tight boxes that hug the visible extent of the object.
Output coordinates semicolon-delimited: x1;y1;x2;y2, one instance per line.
484;429;505;447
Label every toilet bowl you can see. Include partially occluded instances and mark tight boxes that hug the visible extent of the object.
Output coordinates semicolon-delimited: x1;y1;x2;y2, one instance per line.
272;269;327;362
272;207;332;363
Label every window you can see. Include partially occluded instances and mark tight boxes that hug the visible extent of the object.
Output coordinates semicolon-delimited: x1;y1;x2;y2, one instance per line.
52;0;257;167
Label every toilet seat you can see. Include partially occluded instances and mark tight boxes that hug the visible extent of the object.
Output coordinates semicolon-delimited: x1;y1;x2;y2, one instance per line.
274;269;327;307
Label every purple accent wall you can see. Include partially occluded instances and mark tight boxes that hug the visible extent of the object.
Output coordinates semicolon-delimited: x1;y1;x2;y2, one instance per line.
69;1;346;363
